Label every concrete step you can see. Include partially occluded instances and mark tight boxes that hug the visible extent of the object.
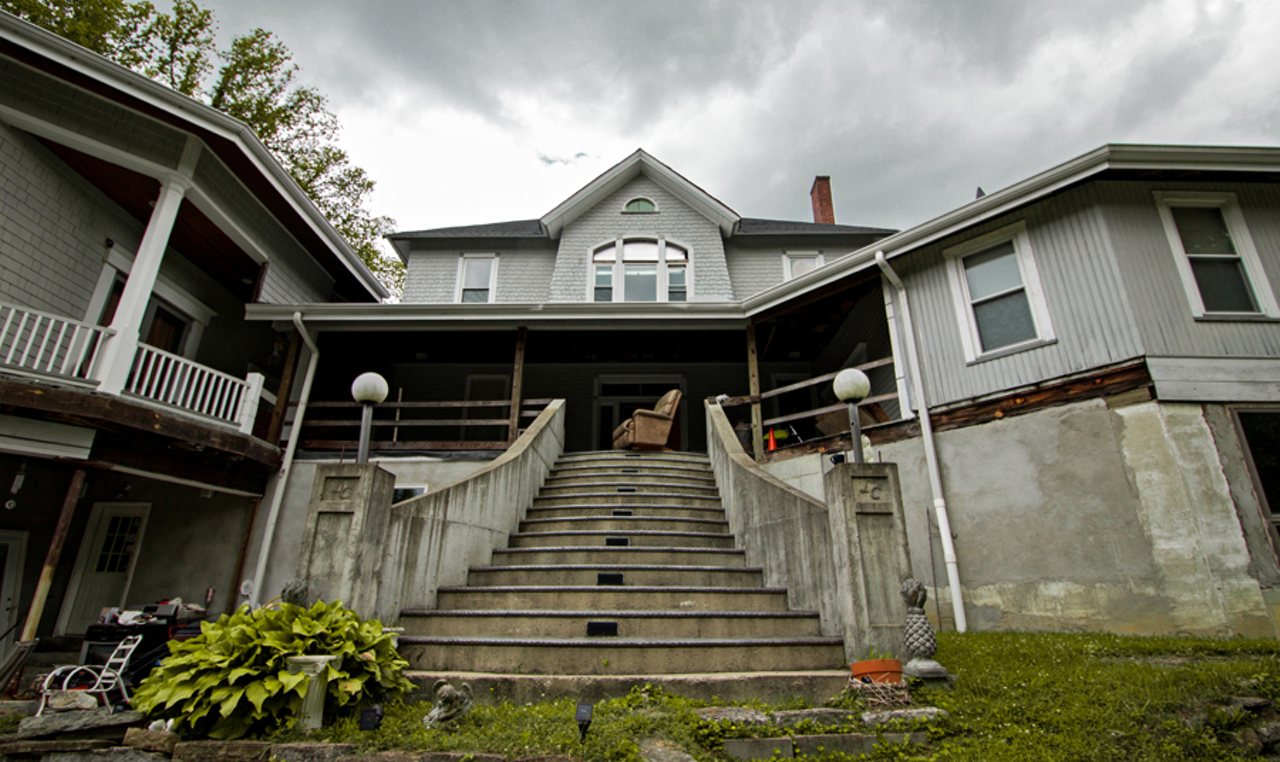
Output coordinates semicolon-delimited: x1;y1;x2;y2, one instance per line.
532;494;723;509
508;530;735;549
519;516;730;534
400;609;820;638
398;636;845;675
538;483;719;498
434;585;791;612
524;504;727;521
490;546;747;567
544;473;716;488
404;670;851;705
551;463;713;480
557;451;710;466
466;564;763;588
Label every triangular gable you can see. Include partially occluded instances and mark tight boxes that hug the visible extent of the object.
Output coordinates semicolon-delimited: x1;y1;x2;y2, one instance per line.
540;149;739;238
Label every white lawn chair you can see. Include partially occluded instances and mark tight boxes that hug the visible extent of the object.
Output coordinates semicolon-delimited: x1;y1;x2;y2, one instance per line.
36;635;142;715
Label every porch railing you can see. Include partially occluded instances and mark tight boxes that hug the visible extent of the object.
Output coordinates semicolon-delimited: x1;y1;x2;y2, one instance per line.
125;344;264;433
0;301;114;384
291;397;555;452
717;356;901;461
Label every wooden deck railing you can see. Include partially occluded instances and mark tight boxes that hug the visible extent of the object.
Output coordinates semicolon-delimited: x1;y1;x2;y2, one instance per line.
125;344;265;433
0;301;114;384
717;356;900;460
292;397;555;452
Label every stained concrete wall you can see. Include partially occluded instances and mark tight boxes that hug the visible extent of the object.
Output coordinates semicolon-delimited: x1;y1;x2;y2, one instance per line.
861;397;1275;636
247;456;493;608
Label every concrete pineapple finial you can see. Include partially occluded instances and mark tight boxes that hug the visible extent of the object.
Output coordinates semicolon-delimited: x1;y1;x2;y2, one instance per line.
899;578;954;687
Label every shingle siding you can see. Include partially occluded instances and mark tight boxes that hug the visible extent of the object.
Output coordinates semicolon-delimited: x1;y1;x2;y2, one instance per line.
0;120;143;317
403;244;557;304
548;176;733;302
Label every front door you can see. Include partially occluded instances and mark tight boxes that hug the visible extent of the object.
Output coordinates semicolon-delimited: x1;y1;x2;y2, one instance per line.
55;503;149;635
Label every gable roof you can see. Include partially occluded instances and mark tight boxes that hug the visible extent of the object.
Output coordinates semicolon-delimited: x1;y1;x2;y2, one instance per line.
540;149;740;237
735;218;897;236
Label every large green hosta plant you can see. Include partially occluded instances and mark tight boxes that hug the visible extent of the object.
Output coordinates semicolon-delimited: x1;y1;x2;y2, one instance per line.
132;600;414;739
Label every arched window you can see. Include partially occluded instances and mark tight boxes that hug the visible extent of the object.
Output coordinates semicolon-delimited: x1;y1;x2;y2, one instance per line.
624;198;656;213
592;239;688;302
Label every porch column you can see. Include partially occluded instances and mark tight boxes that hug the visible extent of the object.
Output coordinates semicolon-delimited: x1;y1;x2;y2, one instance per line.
94;138;201;394
508;326;527;444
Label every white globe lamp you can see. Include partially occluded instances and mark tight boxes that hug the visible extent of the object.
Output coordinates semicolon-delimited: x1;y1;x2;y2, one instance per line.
832;368;871;463
351;372;389;463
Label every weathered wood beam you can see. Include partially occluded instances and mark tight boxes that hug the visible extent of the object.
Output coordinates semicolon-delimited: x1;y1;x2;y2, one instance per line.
21;469;84;641
300;440;508;451
0;378;281;467
745;324;763;460
265;329;301;446
509;326;527;444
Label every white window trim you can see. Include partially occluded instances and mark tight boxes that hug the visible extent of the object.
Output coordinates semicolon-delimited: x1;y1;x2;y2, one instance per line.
622;197;659;214
588;237;692;303
783;251;824;281
455;253;499;304
943;221;1055;363
85;245;217;359
1153;191;1279;318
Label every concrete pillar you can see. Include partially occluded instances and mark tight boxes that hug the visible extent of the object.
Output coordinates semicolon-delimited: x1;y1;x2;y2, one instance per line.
823;462;912;661
295;463;395;617
93;177;190;394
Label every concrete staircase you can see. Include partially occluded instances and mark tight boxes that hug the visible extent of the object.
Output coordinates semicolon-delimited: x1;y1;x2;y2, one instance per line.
398;450;845;692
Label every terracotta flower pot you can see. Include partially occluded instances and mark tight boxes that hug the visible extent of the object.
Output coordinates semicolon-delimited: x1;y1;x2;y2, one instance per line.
851;658;903;684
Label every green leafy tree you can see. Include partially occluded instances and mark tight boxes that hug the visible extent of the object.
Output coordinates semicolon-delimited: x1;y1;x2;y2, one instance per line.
1;0;403;298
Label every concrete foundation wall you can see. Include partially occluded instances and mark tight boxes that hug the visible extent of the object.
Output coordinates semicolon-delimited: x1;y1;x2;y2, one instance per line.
874;397;1273;636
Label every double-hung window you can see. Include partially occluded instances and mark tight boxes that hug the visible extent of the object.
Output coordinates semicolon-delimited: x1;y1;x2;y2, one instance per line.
456;254;498;303
944;221;1055;362
592;239;689;302
1153;191;1279;318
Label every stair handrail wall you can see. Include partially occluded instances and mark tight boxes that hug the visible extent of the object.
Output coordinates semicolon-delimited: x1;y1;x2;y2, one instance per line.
706;401;842;637
377;399;566;620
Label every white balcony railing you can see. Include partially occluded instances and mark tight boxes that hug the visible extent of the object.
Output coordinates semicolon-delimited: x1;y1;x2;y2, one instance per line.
125;344;264;433
0;301;114;384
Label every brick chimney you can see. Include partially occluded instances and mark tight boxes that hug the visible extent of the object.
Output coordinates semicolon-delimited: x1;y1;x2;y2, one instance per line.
810;176;834;225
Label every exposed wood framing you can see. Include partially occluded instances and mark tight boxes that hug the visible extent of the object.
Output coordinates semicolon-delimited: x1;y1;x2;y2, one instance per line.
21;469;84;641
300;440;508;451
745;324;763;459
0;378;281;467
265;329;301;446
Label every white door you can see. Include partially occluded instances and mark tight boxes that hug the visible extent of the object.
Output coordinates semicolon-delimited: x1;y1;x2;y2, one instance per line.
0;531;25;657
55;503;149;635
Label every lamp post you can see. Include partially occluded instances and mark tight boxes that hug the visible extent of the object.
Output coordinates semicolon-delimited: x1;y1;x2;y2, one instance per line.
833;368;870;464
351;372;389;464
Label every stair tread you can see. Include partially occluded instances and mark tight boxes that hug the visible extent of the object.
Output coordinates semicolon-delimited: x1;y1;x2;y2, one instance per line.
400;636;842;646
527;503;725;511
512;529;731;537
495;546;743;554
402;609;818;618
470;564;760;572
437;585;788;593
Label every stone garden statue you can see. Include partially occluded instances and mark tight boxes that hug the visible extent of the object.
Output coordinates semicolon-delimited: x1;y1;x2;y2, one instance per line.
901;578;954;687
423;679;473;728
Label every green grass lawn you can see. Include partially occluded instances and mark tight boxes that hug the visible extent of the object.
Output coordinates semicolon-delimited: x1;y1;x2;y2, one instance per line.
310;632;1280;760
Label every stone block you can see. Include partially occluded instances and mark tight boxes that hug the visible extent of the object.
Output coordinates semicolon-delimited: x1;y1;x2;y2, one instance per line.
791;734;876;757
172;741;272;762
722;737;793;760
861;707;949;726
692;707;770;726
0;739;114;755
44;748;170;762
17;710;145;740
638;739;696;762
123;729;178;755
419;754;505;762
269;743;358;762
770;709;860;729
332;753;418;762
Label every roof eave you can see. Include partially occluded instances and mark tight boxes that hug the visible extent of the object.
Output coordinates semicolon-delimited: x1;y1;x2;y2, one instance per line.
0;11;388;301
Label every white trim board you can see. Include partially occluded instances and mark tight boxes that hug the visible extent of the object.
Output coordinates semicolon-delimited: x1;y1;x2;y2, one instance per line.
1148;357;1280;402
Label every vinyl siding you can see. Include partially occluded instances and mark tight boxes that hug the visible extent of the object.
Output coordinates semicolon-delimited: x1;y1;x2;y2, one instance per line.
548;176;733;302
1097;179;1280;359
894;182;1145;407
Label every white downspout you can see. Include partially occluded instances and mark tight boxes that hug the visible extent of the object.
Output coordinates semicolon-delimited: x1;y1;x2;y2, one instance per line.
249;312;319;607
875;251;968;632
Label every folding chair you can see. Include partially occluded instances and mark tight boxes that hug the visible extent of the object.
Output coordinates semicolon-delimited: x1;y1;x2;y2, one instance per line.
36;634;142;715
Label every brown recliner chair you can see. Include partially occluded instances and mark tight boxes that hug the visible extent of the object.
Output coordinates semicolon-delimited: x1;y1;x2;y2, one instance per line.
612;389;682;450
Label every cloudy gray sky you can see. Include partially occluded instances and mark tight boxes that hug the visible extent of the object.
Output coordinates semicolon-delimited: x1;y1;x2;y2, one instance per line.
190;0;1279;238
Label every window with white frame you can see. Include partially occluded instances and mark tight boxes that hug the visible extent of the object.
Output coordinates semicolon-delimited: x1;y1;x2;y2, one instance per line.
624;197;657;213
784;252;823;281
1153;191;1279;318
944;221;1055;361
456;254;498;303
592;239;688;302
